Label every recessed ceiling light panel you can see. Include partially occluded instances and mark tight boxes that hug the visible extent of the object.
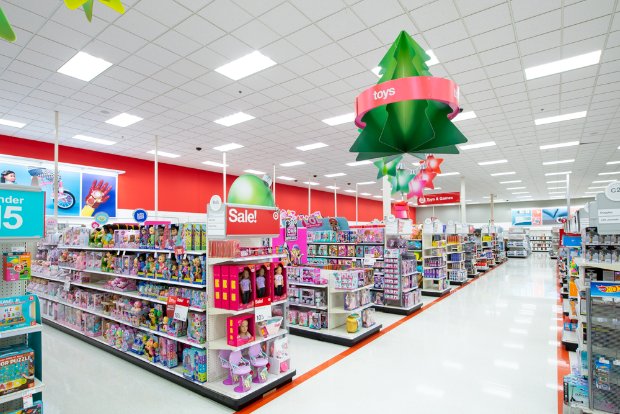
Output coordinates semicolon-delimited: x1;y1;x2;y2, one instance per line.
106;113;143;127
214;112;255;127
214;51;276;80
525;50;601;80
57;51;112;81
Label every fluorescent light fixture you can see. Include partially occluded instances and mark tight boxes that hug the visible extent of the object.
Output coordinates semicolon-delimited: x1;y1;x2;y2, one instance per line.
550;196;565;198
478;159;507;166
346;160;373;166
325;173;346;178
202;160;228;167
322;113;355;126
549;192;566;195
546;180;567;184
452;111;477;122
373;195;383;199
296;142;328;151
214;143;243;152
244;169;265;175
345;189;356;193
57;51;112;81
512;191;529;195
593;179;616;183
506;187;526;190
361;192;371;196
459;141;495;150
72;134;116;146
585;191;603;194
325;185;339;190
500;180;521;184
548;186;567;190
106;113;143;127
214;51;276;80
545;171;572;176
588;186;608;189
424;187;442;191
539;141;579;150
542;159;574;165
147;150;180;158
372;50;438;76
525;50;601;80
280;161;305;167
606;161;620;165
277;176;295;181
599;171;620;176
437;172;460;176
517;195;533;198
303;181;320;186
356;181;376;186
214;112;255;127
535;111;587;126
0;119;25;128
483;196;490;199
491;171;516;176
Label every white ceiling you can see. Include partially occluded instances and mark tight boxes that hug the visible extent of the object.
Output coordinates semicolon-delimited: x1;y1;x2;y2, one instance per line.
0;0;619;204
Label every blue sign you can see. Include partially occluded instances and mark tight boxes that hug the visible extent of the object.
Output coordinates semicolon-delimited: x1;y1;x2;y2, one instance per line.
591;281;620;298
0;186;45;238
94;211;109;225
133;209;148;223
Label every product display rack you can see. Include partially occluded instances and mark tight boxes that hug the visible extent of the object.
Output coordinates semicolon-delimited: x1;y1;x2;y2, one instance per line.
506;228;531;258
550;228;561;259
34;224;294;410
463;235;479;278
529;230;553;252
445;228;468;286
421;223;451;297
0;185;45;413
287;266;381;346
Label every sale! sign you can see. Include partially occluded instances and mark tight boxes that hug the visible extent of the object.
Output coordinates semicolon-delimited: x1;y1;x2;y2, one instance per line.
0;185;45;238
417;192;460;206
226;205;280;236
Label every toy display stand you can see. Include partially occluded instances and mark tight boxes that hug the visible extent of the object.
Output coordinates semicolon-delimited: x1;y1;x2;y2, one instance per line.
463;232;479;278
288;270;382;346
0;185;45;413
421;221;451;298
507;227;531;258
445;224;469;286
529;229;553;252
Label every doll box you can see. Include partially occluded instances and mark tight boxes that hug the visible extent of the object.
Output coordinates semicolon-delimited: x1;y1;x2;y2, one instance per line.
226;314;255;347
227;265;255;310
0;295;38;332
254;263;273;306
0;345;35;396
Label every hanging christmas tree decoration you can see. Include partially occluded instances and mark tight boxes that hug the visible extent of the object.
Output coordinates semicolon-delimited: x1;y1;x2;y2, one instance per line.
388;168;415;195
350;31;468;161
63;0;125;22
0;7;15;42
373;155;402;179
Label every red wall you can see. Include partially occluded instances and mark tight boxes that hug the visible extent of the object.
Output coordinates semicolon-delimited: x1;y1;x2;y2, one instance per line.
0;135;400;222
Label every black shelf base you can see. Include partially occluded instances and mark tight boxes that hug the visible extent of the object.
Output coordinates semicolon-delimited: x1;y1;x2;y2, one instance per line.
448;280;468;286
421;288;451;298
289;324;382;346
562;339;578;352
43;318;295;410
374;302;423;315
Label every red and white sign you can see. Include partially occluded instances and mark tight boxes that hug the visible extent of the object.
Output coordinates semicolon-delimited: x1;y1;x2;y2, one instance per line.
167;296;189;321
417;192;461;206
226;205;280;236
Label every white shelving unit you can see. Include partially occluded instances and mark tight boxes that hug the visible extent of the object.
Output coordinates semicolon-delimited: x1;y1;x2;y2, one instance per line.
507;228;531;258
421;222;450;297
445;227;468;286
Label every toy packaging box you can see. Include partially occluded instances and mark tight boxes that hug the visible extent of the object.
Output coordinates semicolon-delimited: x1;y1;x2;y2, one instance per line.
4;400;43;414
254;263;272;306
182;347;206;383
0;295;38;332
272;263;287;302
0;345;35;396
226;314;255;346
3;253;31;282
228;265;256;310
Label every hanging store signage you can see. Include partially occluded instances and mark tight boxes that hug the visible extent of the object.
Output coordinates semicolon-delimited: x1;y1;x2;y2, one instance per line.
284;219;298;241
417;192;460;206
591;281;620;298
0;185;44;239
604;181;620;201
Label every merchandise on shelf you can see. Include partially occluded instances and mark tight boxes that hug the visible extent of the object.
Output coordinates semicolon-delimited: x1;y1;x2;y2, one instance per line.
0;295;38;332
3;253;31;282
4;401;43;414
0;344;35;396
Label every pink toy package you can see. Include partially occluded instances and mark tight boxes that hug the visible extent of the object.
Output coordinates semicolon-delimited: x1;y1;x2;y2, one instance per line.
272;262;287;302
227;314;255;347
227;265;255;310
254;263;272;307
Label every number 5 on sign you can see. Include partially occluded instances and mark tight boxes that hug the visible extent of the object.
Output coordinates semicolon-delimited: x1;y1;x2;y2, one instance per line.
0;186;44;238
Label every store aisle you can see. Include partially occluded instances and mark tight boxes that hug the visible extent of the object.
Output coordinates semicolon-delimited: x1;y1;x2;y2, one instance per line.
42;256;558;414
252;254;560;414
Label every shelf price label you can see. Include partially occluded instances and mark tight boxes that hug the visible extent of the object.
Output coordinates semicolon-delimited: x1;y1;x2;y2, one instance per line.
167;296;189;322
23;392;33;408
254;305;272;323
0;187;45;239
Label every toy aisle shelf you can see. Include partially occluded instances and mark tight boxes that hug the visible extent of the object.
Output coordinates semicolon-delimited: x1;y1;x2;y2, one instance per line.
420;223;451;298
0;379;45;406
0;324;43;338
56;266;202;288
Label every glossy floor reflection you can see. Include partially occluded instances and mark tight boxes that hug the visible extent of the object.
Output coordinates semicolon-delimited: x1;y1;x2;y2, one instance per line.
43;254;558;414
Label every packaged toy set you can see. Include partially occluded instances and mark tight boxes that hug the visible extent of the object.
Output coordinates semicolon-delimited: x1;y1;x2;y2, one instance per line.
214;262;285;310
4;401;43;414
0;345;35;396
2;253;31;282
285;266;327;285
0;295;38;332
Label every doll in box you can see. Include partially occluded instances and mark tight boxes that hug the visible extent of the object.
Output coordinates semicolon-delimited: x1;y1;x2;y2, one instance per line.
344;291;358;310
146;255;156;278
288;310;298;325
309;312;321;330
155;254;167;279
239;267;253;306
273;264;286;299
314;290;326;307
328;245;338;257
297;312;309;327
168;225;181;249
169;257;179;281
188;313;206;344
300;289;314;305
227;314;255;346
180;258;190;282
255;265;268;299
191;256;204;284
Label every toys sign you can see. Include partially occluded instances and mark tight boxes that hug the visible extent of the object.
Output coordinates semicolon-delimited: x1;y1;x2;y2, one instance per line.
0;186;45;239
417;192;460;206
226;205;280;236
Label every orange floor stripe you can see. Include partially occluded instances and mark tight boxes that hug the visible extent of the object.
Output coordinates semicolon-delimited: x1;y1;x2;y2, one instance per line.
235;261;507;413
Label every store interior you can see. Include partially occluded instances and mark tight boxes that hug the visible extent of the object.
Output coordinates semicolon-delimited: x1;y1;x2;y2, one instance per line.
0;1;619;413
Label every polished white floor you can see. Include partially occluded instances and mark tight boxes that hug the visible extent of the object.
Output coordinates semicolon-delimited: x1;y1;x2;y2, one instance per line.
43;254;559;414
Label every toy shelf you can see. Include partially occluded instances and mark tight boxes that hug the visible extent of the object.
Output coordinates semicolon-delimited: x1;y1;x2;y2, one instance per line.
209;329;288;352
0;379;45;405
289;322;381;347
287;281;329;288
59;245;205;255
57;266;203;288
207;254;285;265
288;303;328;310
421;227;451;298
0;324;43;338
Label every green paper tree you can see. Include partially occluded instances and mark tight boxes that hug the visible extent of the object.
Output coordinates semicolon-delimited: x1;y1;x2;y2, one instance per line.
388;169;415;195
0;8;16;42
350;31;468;161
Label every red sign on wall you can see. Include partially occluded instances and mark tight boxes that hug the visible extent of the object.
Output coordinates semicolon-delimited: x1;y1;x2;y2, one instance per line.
226;205;280;236
417;192;461;206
